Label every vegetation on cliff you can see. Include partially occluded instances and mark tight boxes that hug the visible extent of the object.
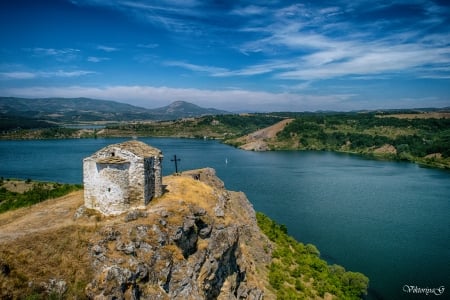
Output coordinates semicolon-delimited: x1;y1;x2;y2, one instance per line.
257;213;369;299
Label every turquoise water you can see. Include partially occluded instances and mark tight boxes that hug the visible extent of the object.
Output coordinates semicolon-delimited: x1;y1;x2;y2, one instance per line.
1;138;449;299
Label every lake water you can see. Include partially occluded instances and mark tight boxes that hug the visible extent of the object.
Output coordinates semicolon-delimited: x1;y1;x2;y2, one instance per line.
1;137;449;300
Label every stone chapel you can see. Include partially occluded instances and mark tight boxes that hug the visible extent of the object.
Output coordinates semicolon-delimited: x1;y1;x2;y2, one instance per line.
83;140;163;215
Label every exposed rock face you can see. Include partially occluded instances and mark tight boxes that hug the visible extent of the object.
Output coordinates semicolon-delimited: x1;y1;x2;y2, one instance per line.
84;168;272;299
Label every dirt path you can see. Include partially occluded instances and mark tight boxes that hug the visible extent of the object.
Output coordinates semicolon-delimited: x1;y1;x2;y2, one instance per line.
236;118;294;151
0;191;84;243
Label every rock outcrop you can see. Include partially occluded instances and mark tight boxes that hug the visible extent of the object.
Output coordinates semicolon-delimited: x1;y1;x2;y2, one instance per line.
82;168;273;299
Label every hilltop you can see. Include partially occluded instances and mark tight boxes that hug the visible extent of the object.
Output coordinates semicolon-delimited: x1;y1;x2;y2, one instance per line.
0;169;368;299
0;169;272;299
147;100;228;120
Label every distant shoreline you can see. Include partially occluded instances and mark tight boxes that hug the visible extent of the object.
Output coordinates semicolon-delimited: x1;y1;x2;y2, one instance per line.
1;132;449;170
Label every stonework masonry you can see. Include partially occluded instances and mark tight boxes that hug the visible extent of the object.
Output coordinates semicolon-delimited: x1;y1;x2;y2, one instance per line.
83;140;163;215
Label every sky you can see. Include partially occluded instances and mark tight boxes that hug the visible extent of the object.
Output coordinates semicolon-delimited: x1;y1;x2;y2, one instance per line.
0;0;449;112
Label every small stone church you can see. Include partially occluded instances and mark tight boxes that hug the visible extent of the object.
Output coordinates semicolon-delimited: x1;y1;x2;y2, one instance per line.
83;140;163;216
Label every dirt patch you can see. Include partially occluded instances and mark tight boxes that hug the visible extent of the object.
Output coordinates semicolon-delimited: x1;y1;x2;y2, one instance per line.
425;153;442;159
236;118;294;151
374;144;397;155
0;190;85;242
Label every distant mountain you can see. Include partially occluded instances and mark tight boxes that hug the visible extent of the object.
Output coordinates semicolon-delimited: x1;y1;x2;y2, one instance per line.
147;100;228;119
0;97;229;123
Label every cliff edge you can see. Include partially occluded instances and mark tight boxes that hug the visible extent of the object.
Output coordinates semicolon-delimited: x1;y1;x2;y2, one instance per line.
0;168;274;299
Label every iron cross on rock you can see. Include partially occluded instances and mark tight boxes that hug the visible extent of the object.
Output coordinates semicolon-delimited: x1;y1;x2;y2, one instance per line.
171;154;181;173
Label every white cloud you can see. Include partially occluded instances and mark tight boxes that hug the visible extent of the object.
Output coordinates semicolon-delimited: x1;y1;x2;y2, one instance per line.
42;70;96;77
25;47;81;62
87;56;109;63
231;5;267;16
0;72;36;79
0;70;95;79
137;43;159;49
164;61;228;74
97;45;119;52
232;1;450;81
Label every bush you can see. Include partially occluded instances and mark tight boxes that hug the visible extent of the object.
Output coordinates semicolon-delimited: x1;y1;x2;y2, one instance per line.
257;212;369;299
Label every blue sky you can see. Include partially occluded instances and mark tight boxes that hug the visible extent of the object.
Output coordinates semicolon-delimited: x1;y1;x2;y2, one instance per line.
1;0;449;111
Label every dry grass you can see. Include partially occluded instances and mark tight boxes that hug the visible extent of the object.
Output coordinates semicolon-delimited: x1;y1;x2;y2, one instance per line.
0;171;274;299
0;190;85;240
1;180;36;193
0;190;96;298
0;179;65;194
154;175;217;216
377;112;450;119
0;225;95;299
361;126;416;139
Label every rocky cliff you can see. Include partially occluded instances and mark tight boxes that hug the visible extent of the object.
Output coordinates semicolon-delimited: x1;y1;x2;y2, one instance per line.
0;168;273;299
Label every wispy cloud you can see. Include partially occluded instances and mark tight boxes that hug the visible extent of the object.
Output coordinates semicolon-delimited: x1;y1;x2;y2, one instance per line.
164;61;228;75
0;72;36;79
87;56;109;63
45;70;96;77
223;1;450;81
24;47;81;62
137;43;159;49
230;5;267;16
0;70;96;79
97;45;119;52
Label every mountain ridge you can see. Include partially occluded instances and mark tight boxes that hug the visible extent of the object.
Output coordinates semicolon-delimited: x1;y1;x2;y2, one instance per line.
0;97;229;123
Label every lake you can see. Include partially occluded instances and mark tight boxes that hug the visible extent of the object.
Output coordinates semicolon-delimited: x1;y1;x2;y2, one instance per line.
1;137;449;300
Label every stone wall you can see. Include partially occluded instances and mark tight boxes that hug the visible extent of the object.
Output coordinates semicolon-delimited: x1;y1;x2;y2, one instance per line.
83;141;163;216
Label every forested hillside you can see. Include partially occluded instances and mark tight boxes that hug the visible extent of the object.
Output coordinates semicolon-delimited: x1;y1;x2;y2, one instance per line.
102;114;284;139
244;112;450;168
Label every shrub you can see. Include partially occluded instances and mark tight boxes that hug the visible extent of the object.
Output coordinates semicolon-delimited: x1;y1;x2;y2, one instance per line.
257;212;369;299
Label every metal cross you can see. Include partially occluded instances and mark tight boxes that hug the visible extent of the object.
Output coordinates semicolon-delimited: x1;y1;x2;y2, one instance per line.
171;154;181;173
